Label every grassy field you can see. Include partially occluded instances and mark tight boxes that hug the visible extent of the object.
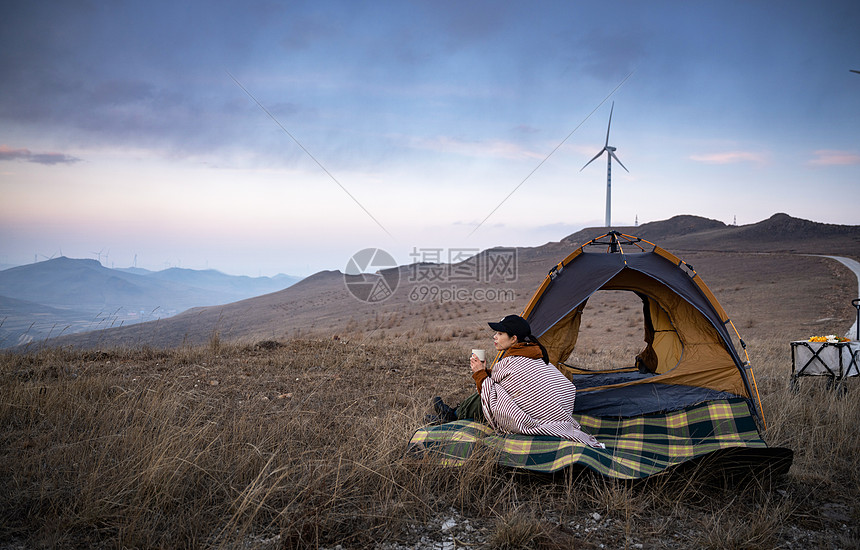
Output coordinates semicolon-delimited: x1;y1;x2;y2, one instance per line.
2;333;859;549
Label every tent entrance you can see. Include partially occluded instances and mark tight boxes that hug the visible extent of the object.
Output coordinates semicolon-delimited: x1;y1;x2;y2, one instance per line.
560;289;649;373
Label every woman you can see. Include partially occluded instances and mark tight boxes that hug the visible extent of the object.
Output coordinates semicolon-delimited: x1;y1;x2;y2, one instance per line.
432;314;604;448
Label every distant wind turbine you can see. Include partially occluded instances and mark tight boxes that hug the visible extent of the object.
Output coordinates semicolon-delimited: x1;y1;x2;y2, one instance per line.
580;101;629;227
91;248;110;265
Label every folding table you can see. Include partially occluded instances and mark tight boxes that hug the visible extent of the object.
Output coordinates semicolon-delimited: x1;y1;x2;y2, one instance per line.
790;340;860;391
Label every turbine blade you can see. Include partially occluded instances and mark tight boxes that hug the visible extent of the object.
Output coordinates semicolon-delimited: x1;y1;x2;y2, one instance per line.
605;101;614;147
610;151;629;173
580;149;606;171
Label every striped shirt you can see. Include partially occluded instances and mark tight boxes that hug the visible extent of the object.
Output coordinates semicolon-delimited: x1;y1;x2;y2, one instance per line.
480;355;605;448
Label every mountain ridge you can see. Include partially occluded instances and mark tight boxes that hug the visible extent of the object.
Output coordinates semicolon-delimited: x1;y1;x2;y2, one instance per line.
559;213;859;253
0;259;301;347
18;213;860;351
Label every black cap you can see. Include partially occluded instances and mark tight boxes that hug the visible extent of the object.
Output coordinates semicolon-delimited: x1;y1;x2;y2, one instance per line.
488;314;531;341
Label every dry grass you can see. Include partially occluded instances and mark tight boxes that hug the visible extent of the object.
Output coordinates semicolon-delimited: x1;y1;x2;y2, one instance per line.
2;332;859;549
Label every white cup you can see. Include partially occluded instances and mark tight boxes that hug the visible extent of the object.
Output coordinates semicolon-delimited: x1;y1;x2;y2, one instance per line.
471;349;486;362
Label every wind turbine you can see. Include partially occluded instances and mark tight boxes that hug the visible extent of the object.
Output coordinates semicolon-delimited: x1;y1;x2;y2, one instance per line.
580;101;629;227
91;248;110;266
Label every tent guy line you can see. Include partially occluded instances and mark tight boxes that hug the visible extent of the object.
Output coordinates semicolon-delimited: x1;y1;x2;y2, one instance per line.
227;71;395;240
466;69;635;239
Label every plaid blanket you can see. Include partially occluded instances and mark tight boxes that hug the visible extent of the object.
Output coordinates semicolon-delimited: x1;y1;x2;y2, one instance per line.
408;398;792;479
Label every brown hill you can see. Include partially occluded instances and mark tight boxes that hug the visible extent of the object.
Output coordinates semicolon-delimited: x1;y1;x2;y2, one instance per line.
560;214;728;247
634;214;856;256
560;213;860;256
37;214;860;353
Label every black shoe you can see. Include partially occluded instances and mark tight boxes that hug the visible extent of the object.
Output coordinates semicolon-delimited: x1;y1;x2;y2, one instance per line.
431;396;458;423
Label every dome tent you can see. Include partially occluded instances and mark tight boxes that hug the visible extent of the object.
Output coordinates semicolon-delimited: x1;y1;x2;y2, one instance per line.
408;232;792;479
517;231;764;424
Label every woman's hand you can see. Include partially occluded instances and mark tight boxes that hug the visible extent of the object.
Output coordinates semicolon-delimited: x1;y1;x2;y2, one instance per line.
470;353;486;373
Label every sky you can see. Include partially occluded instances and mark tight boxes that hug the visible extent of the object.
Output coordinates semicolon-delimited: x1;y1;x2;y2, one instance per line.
1;1;858;277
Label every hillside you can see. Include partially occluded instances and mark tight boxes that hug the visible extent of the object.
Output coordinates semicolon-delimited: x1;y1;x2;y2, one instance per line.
559;213;860;257
0;257;213;310
6;215;859;549
33;213;860;353
0;258;300;347
0;295;92;348
560;214;728;246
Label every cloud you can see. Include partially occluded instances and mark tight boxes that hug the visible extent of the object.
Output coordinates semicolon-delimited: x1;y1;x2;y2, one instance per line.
807;150;860;166
29;152;83;165
0;145;81;165
411;136;544;161
0;145;29;162
689;151;767;165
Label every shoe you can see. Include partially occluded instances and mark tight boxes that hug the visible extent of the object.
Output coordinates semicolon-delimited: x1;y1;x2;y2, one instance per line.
431;396;458;423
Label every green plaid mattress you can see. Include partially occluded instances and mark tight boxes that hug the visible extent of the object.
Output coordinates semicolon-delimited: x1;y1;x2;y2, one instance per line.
408;398;791;479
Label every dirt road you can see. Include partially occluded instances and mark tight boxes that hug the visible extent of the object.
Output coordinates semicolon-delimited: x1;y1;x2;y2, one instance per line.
823;255;860;339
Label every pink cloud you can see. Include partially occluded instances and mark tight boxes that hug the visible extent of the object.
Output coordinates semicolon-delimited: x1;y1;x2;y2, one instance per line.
0;145;32;162
807;150;860;166
689;151;767;165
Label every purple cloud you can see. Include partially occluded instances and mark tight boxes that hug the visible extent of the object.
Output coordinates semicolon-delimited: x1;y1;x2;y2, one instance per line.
0;145;81;165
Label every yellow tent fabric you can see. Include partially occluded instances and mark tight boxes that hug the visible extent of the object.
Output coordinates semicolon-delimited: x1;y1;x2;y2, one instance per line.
518;232;763;424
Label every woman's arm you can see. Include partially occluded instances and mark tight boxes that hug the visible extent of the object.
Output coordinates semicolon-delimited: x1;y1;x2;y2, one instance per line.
470;353;488;390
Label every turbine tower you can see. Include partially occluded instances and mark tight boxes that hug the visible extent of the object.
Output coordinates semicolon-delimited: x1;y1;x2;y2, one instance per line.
581;101;629;227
